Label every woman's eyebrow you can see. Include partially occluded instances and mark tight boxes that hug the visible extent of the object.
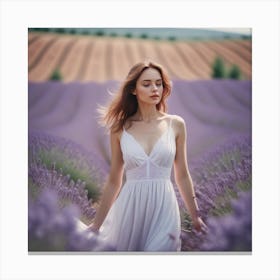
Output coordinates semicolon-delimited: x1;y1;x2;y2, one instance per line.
142;79;162;82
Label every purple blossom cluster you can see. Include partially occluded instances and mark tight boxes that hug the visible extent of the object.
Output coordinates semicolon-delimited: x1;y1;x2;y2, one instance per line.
178;134;252;251
192;134;251;217
29;130;108;202
29;160;96;223
199;191;252;251
28;131;116;251
29;188;115;251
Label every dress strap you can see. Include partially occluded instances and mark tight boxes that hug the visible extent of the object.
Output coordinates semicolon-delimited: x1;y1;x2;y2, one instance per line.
169;117;173;129
167;117;173;138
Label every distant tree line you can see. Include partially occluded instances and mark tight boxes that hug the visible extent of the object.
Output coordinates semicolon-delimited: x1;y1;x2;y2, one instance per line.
28;28;251;41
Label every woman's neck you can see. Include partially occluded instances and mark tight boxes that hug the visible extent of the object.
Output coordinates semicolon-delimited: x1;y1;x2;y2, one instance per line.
135;105;160;123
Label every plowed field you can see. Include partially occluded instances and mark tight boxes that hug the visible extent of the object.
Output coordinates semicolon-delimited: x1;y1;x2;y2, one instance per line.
28;32;252;82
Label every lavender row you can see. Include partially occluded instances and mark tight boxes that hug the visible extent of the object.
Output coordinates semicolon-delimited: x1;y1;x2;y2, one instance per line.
177;134;251;251
29;79;251;162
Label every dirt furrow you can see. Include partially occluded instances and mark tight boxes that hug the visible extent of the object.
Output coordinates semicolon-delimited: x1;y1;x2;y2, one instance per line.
83;38;108;82
173;42;206;79
235;39;252;52
158;41;195;79
52;38;78;74
75;39;95;81
124;39;143;66
206;41;251;79
58;37;93;82
122;39;136;69
137;40;163;64
104;39;113;81
28;34;59;72
219;40;251;64
29;36;74;81
151;41;179;79
28;33;40;45
110;38;134;81
174;41;211;79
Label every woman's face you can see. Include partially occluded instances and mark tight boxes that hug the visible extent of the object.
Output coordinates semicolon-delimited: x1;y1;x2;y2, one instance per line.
134;68;163;106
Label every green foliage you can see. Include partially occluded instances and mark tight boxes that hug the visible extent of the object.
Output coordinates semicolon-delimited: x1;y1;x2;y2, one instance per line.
168;36;176;41
140;33;148;39
180;210;192;231
69;29;76;34
241;35;251;40
212;57;242;79
228;64;241;79
81;29;90;36
56;28;65;34
28;178;41;200
209;177;252;217
125;33;132;38
209;186;237;217
49;68;63;81
236;175;252;192
212;57;226;78
37;149;101;202
95;30;104;36
29;28;50;33
197;150;242;181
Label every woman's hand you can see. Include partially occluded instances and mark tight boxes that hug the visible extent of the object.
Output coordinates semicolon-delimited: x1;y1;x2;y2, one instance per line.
88;222;99;234
192;217;208;233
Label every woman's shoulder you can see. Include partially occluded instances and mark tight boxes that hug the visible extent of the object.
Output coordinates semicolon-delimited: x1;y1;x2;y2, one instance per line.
165;113;186;126
165;114;186;138
109;126;124;143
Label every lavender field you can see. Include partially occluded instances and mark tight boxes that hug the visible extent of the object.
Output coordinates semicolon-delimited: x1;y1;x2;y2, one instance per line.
28;79;252;252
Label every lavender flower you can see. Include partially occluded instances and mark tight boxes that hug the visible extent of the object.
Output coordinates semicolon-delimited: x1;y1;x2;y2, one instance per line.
200;191;252;251
29;188;115;251
29;131;107;202
192;134;251;216
29;161;97;222
179;134;251;251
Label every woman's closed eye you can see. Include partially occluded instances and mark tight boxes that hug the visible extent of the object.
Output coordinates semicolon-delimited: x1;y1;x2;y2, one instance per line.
143;83;162;87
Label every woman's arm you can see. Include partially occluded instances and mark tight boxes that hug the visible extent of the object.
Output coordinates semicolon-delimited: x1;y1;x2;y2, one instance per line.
89;129;124;231
173;116;206;231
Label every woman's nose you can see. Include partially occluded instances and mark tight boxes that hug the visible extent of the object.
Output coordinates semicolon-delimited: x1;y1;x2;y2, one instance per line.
152;84;158;91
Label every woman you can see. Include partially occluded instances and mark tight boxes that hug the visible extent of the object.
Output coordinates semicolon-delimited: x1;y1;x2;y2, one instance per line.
88;61;207;251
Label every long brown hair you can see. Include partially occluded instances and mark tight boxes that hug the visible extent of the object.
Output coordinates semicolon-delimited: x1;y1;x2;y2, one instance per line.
98;60;172;133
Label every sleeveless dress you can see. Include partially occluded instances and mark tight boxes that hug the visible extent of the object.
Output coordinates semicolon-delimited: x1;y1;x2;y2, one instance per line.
78;118;182;251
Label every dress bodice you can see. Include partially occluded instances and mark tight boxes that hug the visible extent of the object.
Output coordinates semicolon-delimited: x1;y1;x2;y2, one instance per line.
120;119;176;181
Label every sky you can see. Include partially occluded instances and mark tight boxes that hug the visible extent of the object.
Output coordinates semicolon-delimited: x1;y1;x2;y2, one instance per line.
206;28;252;35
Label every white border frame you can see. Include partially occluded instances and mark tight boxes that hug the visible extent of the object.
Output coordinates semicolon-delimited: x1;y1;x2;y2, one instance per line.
1;1;279;279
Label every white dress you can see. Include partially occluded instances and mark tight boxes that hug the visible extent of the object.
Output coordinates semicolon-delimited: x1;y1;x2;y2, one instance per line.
79;118;181;251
